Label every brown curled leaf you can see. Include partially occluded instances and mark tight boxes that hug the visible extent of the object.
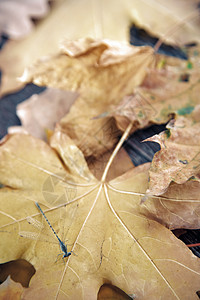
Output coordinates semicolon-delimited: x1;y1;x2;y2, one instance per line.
20;38;154;157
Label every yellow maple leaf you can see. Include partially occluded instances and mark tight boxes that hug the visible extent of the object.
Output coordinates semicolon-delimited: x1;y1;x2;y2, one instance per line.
0;125;200;299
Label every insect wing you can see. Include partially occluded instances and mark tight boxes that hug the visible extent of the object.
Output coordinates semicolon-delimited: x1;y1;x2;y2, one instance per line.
19;216;60;244
26;216;44;230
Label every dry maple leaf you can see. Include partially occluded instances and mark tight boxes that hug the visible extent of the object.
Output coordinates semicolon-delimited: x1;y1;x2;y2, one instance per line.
20;38;154;157
108;47;200;132
0;0;49;40
144;105;200;196
1;0;199;95
0;124;200;299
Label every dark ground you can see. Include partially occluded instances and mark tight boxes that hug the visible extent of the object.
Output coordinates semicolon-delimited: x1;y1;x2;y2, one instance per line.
0;26;200;259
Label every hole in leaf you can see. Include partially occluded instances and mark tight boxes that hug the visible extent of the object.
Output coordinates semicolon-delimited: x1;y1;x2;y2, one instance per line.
98;283;133;300
0;259;35;288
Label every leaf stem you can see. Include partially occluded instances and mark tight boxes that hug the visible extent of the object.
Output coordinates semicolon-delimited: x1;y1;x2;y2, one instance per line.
101;122;133;183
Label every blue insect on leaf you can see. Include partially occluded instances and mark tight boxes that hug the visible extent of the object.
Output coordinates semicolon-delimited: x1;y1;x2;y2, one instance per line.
19;202;74;262
35;202;72;261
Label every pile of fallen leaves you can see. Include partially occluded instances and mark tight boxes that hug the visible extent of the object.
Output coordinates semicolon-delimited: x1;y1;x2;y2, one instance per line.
0;1;200;300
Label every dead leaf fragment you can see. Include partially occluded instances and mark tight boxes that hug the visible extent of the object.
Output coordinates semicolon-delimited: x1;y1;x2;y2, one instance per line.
145;106;200;196
110;48;200;132
141;178;200;230
20;38;154;157
16;88;78;140
0;0;49;39
0;276;23;300
0;130;200;299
